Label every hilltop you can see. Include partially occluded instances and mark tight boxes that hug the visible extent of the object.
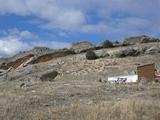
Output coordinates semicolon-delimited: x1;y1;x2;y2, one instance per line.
0;35;160;120
0;35;160;80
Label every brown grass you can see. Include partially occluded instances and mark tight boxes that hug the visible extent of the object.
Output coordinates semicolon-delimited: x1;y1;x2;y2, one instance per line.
0;81;160;120
0;99;159;120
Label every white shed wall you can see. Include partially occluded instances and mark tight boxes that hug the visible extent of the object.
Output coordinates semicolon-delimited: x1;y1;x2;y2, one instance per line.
108;75;138;83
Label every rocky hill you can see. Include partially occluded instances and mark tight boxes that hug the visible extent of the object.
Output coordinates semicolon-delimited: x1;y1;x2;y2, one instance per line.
0;35;160;120
0;35;160;82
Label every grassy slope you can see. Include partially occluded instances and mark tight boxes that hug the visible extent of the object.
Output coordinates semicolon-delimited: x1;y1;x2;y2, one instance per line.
0;80;160;120
0;42;160;120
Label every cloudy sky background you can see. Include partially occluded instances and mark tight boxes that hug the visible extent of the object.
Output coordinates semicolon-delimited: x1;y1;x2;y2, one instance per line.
0;0;160;57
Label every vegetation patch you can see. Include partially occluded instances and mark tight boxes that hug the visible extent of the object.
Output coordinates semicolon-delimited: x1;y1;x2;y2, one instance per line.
86;50;98;60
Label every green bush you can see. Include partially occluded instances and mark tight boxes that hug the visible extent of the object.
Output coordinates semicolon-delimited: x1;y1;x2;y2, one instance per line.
86;50;98;60
102;40;113;48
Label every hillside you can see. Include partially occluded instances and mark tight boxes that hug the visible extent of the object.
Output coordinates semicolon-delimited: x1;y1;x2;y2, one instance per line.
0;36;160;120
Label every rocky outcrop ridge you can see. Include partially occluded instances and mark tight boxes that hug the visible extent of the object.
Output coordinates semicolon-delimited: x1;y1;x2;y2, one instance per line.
71;41;94;53
29;49;75;64
0;54;34;70
0;36;160;82
0;48;74;70
145;46;160;54
96;43;160;58
122;35;159;45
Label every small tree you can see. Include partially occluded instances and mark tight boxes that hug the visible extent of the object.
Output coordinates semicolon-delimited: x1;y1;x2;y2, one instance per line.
86;50;98;60
102;40;113;48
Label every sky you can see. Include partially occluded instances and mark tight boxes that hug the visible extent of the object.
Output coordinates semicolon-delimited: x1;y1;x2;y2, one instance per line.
0;0;160;57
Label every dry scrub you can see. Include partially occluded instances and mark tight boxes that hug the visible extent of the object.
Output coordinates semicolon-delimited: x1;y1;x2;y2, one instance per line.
0;81;160;120
0;99;160;120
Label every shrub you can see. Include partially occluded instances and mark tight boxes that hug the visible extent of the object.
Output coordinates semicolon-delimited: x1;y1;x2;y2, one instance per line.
141;37;151;43
86;50;98;60
102;40;113;48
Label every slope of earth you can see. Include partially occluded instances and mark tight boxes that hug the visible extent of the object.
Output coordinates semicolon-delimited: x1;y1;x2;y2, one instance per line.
0;42;160;120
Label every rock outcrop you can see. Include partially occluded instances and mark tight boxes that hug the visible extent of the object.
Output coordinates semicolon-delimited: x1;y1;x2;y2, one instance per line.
71;41;95;53
0;54;34;70
40;70;59;81
145;46;160;54
0;48;74;70
110;48;140;58
29;49;75;64
123;35;159;45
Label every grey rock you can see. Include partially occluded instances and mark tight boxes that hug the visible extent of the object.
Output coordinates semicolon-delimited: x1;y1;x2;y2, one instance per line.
110;48;140;57
0;48;74;70
40;70;59;81
122;35;159;45
71;41;94;53
95;50;110;58
145;46;160;54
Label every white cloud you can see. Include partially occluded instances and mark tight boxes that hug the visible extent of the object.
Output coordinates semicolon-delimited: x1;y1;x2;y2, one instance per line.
0;0;86;32
81;22;108;34
0;37;30;57
42;10;86;31
20;30;35;38
3;28;37;39
0;0;159;57
0;28;71;57
0;0;159;37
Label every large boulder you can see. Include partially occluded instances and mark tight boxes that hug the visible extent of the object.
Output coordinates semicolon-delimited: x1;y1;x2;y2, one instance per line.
71;41;95;53
111;48;140;57
40;70;59;81
30;47;56;57
145;46;160;54
122;35;159;45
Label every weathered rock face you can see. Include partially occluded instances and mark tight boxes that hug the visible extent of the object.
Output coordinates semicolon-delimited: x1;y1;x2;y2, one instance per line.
40;70;59;81
0;62;60;81
6;47;55;62
95;50;110;58
71;41;95;53
31;46;54;55
145;46;160;54
0;54;34;70
0;47;56;70
0;48;74;70
29;49;75;64
110;48;141;57
123;35;159;45
95;44;151;58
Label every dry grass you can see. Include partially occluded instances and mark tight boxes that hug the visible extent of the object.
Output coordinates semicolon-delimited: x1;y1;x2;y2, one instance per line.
0;98;160;120
0;80;160;120
55;99;160;120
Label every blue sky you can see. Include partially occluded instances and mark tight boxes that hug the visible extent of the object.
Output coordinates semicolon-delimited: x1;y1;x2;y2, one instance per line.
0;0;160;57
